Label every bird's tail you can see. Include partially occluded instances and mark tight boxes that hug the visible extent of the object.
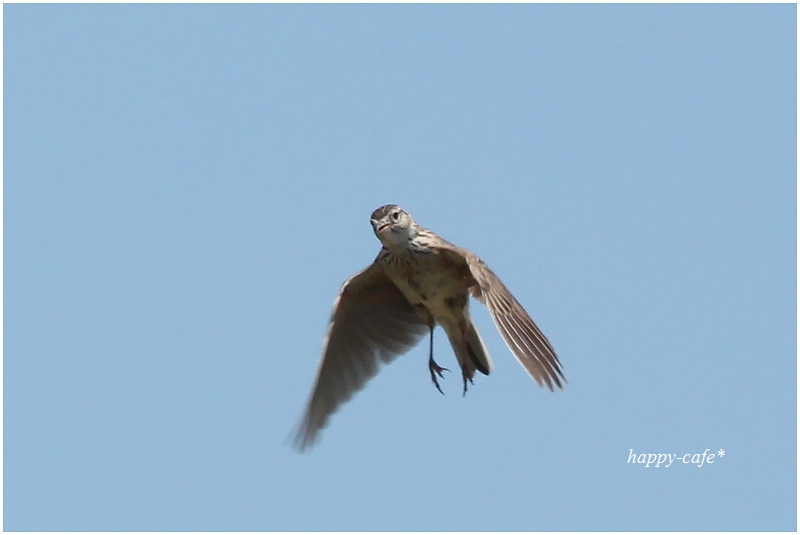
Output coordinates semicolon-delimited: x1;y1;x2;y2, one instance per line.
444;316;494;389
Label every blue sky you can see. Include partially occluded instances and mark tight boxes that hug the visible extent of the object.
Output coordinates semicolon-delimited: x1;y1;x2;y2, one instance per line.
4;4;796;531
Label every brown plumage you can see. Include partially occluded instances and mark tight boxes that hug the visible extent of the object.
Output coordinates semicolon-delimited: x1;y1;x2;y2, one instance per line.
292;205;564;451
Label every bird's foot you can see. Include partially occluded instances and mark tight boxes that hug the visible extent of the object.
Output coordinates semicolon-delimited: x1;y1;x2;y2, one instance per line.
462;369;474;397
428;356;449;395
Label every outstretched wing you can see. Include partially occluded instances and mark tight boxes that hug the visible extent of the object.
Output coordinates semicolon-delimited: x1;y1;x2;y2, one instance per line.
292;262;429;451
464;254;565;391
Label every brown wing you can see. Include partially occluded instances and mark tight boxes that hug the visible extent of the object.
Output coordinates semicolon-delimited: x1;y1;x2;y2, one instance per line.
464;254;565;391
292;262;428;451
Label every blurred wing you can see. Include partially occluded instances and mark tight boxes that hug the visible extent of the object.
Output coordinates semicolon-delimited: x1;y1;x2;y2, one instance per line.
465;254;565;391
292;262;428;451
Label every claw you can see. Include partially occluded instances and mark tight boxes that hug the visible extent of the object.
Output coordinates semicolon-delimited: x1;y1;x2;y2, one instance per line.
429;356;449;395
426;324;449;395
461;369;474;397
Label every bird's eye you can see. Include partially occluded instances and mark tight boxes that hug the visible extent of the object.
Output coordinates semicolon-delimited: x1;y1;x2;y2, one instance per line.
391;211;401;222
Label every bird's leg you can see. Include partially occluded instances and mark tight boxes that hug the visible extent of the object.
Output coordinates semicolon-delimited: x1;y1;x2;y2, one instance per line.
427;325;449;395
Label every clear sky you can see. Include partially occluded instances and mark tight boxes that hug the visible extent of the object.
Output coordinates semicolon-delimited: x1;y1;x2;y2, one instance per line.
4;3;796;531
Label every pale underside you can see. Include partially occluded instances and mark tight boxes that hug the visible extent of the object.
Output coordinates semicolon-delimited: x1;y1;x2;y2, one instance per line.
292;238;564;452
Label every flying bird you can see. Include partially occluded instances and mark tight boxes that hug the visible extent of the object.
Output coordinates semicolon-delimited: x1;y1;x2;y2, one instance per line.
292;204;564;451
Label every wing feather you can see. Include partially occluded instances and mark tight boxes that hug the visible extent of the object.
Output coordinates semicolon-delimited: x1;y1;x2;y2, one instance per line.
465;255;565;390
292;262;428;451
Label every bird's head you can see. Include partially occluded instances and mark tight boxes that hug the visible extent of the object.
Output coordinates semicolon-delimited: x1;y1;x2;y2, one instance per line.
370;204;418;247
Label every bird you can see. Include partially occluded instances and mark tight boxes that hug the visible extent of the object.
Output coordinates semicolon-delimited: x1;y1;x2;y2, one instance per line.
292;204;564;451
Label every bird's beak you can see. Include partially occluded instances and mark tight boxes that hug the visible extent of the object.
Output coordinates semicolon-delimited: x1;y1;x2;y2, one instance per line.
373;219;390;232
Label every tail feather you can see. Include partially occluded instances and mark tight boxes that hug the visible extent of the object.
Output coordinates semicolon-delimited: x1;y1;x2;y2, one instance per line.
444;318;494;381
465;322;493;375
